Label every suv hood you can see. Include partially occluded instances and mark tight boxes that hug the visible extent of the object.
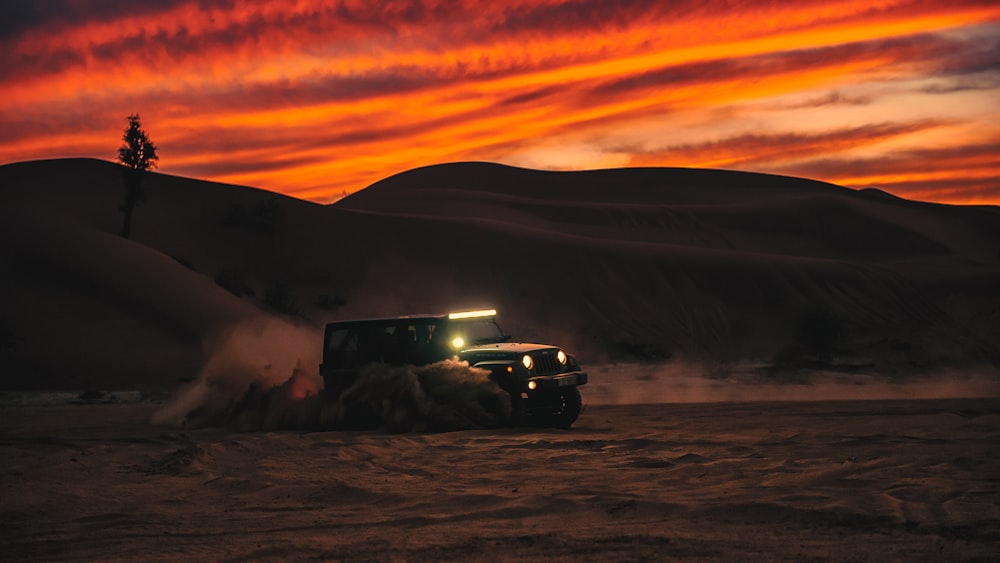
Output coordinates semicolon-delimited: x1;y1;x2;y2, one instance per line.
461;342;559;354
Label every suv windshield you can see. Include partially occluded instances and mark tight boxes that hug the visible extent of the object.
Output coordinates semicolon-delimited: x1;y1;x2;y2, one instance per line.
450;318;506;345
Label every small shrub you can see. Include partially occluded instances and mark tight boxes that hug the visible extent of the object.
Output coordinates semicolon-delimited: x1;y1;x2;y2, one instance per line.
265;282;300;316
221;196;281;234
316;292;348;310
608;338;672;362
251;197;281;233
794;305;847;357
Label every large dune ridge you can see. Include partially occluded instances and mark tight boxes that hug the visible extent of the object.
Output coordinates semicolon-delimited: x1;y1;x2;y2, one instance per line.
2;158;998;393
342;163;1000;359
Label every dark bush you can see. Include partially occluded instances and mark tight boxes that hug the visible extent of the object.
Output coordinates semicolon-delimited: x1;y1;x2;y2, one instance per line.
795;305;847;357
608;338;672;362
316;292;348;310
221;197;281;234
264;282;300;316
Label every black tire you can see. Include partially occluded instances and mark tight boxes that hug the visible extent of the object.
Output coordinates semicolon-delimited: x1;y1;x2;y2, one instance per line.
547;387;582;429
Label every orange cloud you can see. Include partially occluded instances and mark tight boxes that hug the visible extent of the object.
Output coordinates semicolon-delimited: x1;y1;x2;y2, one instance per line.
779;138;1000;203
1;0;998;204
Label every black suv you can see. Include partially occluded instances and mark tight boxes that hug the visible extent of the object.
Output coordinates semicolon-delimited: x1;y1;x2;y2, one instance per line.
320;309;588;427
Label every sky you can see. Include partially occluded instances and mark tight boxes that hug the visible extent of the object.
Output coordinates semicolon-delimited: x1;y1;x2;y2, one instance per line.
1;0;998;204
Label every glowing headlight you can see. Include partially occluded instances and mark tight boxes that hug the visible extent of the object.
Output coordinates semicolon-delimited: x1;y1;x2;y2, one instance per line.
521;354;533;370
527;380;537;390
557;350;567;364
451;336;465;349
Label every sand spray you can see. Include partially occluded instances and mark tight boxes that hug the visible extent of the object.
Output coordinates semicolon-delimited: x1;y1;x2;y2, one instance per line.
152;316;509;431
151;316;999;430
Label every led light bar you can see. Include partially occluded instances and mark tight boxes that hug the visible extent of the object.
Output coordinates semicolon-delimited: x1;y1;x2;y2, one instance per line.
447;309;497;320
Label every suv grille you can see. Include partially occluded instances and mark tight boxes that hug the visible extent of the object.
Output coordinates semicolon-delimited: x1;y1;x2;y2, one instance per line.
532;350;563;375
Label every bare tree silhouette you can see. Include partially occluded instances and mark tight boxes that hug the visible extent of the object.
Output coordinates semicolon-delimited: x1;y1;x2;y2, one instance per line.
117;114;158;238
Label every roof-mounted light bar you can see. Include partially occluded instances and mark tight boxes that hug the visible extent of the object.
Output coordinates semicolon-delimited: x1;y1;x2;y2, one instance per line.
448;309;497;320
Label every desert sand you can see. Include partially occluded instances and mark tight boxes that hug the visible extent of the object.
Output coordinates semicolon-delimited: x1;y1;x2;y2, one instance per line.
2;394;998;561
2;158;999;560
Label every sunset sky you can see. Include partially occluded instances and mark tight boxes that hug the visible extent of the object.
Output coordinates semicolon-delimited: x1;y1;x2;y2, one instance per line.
2;0;998;204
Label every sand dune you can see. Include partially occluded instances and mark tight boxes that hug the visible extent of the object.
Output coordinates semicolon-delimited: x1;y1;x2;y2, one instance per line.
338;162;1000;368
2;158;999;391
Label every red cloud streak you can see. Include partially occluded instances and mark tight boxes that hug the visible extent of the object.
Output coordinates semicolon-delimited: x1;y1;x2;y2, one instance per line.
1;0;998;204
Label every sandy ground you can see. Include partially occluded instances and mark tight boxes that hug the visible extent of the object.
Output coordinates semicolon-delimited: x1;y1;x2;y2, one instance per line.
3;393;998;561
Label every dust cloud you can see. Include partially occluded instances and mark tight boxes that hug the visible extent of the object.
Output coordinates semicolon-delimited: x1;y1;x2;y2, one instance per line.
584;361;1000;405
152;317;998;431
332;360;510;432
151;317;509;432
151;317;322;429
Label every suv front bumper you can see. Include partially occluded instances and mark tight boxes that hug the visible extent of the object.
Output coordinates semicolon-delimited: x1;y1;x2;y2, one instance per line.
527;370;588;390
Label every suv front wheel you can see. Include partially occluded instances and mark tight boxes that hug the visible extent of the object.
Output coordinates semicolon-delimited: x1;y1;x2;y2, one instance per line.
536;387;582;429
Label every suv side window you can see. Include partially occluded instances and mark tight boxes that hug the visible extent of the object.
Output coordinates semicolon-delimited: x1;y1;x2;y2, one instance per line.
326;319;455;368
326;327;359;369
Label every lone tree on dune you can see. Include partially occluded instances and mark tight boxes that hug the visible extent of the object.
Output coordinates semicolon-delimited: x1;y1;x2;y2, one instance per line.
117;114;158;238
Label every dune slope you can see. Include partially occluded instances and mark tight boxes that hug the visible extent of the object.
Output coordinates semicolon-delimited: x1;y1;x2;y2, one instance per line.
2;158;998;390
337;162;1000;367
